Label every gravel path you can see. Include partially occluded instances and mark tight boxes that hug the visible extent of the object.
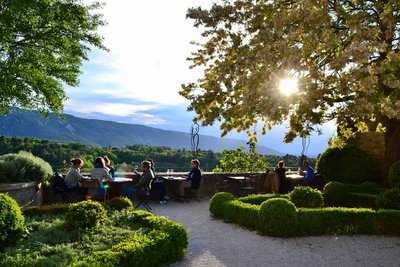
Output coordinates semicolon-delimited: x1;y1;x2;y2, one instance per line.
152;200;400;267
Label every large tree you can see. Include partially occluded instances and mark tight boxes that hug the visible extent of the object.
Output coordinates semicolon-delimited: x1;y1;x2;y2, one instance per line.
181;0;400;181
0;0;106;114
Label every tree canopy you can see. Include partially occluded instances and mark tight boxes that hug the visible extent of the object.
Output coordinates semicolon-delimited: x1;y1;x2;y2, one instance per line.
0;0;106;114
213;147;268;173
181;0;400;175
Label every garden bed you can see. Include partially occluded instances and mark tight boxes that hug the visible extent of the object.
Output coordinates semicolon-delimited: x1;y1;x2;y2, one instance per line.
210;192;400;237
1;203;188;267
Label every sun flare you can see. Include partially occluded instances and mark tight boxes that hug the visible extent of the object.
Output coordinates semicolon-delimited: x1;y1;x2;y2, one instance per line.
279;78;299;96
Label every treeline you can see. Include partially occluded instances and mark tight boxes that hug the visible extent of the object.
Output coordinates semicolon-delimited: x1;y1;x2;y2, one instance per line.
0;136;314;172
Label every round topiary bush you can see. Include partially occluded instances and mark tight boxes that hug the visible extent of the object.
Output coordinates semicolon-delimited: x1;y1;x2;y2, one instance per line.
323;181;348;207
316;145;377;184
0;193;25;248
107;197;133;211
376;188;400;210
0;151;53;185
289;186;324;208
65;200;107;230
259;198;297;237
388;161;400;187
209;192;234;217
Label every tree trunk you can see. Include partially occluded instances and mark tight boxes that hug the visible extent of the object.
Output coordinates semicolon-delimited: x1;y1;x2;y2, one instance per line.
384;118;400;186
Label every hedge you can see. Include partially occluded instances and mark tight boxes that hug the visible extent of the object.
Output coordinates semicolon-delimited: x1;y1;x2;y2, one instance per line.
5;203;188;267
316;145;377;183
73;209;188;267
210;192;400;237
238;193;289;205
0;193;26;248
323;181;383;208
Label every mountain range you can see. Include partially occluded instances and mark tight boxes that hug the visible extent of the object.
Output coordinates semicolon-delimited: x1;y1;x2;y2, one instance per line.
0;110;283;155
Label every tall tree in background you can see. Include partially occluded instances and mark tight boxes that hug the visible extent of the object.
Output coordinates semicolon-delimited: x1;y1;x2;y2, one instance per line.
181;0;400;181
0;0;106;114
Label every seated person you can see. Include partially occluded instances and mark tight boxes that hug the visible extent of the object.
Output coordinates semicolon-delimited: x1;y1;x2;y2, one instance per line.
123;161;155;198
275;160;289;194
303;160;315;184
103;155;115;178
90;157;113;197
148;159;168;204
65;158;85;190
179;159;202;197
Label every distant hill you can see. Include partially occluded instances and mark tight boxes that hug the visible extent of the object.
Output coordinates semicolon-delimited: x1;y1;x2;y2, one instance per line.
0;110;283;155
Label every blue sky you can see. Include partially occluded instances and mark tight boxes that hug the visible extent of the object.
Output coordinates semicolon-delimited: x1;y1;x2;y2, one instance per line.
64;0;336;156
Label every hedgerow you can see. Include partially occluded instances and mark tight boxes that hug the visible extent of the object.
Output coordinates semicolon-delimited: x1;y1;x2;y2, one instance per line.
1;202;187;267
209;192;400;237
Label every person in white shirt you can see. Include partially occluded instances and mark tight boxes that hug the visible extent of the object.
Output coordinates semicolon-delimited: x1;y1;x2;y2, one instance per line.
90;157;113;183
65;158;85;189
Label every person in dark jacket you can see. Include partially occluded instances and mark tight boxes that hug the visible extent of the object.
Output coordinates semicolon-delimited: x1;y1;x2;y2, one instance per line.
188;159;202;189
275;160;289;193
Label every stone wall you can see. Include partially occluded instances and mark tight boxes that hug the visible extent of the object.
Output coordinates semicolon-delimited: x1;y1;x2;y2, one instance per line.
0;182;42;207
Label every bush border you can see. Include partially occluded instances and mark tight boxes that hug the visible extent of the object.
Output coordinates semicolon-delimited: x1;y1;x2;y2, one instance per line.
210;192;400;237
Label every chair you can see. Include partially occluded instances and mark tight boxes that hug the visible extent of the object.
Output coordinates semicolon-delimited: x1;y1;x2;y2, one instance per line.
134;188;152;211
215;178;230;192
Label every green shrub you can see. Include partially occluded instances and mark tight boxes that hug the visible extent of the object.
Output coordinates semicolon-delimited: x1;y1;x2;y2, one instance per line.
107;197;133;211
316;145;377;183
65;200;107;230
388;161;400;187
0;193;26;248
209;192;234;217
259;198;297;237
0;151;53;185
23;203;70;216
289;186;324;208
323;181;382;208
297;207;377;235
376;188;400;210
376;209;400;235
75;208;188;267
239;193;288;205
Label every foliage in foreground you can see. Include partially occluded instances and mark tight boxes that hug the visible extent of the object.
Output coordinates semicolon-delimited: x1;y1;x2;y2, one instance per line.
1;203;188;267
0;151;53;185
209;192;400;237
65;200;107;230
388;161;400;187
0;193;26;248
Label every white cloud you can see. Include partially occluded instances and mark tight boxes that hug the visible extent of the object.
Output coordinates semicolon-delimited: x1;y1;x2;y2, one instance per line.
65;99;157;117
77;0;213;105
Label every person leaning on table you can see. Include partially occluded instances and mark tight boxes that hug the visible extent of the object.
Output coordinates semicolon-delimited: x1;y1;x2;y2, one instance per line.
90;157;113;197
65;158;86;190
179;159;202;197
303;160;315;184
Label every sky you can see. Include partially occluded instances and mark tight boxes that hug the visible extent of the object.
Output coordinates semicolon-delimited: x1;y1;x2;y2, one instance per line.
64;0;336;156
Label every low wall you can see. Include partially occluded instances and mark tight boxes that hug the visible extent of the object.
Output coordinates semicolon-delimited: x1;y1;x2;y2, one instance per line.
0;182;42;207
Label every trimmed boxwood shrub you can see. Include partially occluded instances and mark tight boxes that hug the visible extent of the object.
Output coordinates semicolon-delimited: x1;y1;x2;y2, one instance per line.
388;161;400;187
323;181;382;208
259;198;297;237
107;197;133;211
376;209;400;235
209;192;234;218
0;151;53;185
74;208;188;267
289;186;324;208
297;207;377;235
23;203;70;216
376;188;400;210
238;193;288;205
209;192;400;237
0;193;26;248
66;200;107;230
316;145;377;183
